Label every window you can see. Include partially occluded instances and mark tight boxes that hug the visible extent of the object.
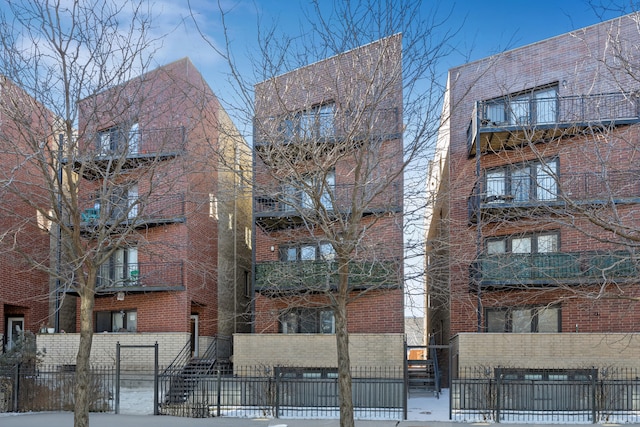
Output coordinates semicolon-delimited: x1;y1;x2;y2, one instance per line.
95;183;138;220
486;232;558;254
280;242;335;261
282;170;335;212
485;159;558;203
280;308;335;334
280;103;335;140
483;85;558;126
97;122;139;155
98;247;139;288
486;305;560;332
96;310;137;332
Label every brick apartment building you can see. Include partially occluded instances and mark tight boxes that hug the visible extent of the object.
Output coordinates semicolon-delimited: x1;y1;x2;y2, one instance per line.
0;78;53;351
427;13;640;380
234;35;406;369
38;58;252;366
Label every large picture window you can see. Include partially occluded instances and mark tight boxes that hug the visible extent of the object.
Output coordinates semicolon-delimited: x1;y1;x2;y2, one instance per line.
486;305;560;333
96;310;137;332
280;242;335;261
485;159;558;203
280;308;335;334
486;231;559;255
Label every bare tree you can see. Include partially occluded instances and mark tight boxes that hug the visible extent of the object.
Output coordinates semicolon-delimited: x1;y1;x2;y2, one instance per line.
434;10;640;368
0;2;240;426
197;1;455;426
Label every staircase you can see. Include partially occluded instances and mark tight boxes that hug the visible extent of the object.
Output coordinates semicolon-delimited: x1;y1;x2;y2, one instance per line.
406;336;441;397
163;336;231;404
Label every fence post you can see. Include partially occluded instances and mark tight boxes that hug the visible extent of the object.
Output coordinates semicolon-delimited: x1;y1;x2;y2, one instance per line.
216;368;222;417
274;366;280;418
591;368;597;423
495;368;501;423
154;341;159;415
12;363;20;412
115;341;120;414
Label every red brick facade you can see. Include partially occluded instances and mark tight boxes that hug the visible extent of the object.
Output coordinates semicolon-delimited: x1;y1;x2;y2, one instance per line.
252;36;405;336
433;14;640;343
0;79;52;347
73;58;251;339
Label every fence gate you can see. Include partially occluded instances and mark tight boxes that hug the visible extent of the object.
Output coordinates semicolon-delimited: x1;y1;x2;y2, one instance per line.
115;341;159;415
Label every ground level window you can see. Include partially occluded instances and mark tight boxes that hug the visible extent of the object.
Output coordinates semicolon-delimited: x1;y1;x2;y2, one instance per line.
280;308;335;334
486;305;560;332
96;310;137;332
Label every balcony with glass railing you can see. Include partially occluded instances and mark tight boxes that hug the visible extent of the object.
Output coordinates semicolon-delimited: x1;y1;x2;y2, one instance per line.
471;250;637;287
467;92;640;156
255;259;401;292
95;261;185;294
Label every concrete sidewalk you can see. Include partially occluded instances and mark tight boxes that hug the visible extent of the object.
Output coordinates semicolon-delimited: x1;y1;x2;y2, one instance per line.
3;413;640;427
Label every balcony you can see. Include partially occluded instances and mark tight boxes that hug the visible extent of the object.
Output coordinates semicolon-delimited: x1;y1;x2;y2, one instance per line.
255;259;401;293
468;169;640;222
75;127;186;179
471;250;638;288
254;107;401;147
467;92;640;156
95;261;185;294
254;183;402;229
80;193;186;231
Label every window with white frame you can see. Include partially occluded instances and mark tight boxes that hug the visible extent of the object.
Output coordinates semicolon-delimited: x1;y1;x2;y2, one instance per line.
483;85;558;126
280;308;335;334
486;305;560;332
485;159;558;203
98;247;139;287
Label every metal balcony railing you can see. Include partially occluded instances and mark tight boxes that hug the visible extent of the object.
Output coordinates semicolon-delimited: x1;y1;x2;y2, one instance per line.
81;193;185;225
468;92;640;154
468;169;640;221
97;261;184;290
255;182;402;217
255;259;401;291
471;250;637;286
91;127;186;158
254;107;401;145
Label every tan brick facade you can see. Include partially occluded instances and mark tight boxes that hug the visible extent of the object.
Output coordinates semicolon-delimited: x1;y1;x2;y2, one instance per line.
233;333;404;370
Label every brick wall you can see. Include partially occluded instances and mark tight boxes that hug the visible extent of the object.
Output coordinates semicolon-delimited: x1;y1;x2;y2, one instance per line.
233;333;404;370
452;332;640;373
37;332;190;368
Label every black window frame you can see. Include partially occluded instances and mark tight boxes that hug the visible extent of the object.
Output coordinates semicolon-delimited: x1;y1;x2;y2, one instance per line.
95;309;137;332
485;231;560;254
485;305;561;333
484;158;559;204
279;307;335;334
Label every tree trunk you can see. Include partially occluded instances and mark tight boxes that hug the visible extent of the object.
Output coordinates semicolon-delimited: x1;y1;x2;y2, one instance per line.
335;257;355;427
74;273;96;427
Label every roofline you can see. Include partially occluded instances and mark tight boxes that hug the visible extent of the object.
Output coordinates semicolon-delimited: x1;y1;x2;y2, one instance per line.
448;12;639;73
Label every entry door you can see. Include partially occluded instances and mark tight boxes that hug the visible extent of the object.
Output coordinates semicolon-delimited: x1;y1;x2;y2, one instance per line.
7;317;24;350
190;314;199;357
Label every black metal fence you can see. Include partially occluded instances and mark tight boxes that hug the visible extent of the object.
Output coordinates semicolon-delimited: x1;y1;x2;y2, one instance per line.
158;366;405;419
0;364;115;413
452;367;640;423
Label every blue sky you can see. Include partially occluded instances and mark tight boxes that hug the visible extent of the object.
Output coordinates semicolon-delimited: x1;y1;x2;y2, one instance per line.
150;0;627;96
